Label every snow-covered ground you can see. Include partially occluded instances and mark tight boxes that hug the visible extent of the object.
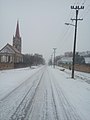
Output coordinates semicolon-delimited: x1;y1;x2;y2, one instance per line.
0;66;42;100
0;66;90;120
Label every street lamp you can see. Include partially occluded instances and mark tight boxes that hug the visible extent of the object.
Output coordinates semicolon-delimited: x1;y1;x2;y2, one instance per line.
65;23;75;26
65;22;77;78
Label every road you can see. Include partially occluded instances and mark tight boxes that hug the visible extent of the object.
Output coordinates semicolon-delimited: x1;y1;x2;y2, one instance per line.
0;66;87;120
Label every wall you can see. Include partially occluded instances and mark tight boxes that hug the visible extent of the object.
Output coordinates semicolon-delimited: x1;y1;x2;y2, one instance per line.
75;64;90;73
0;63;14;70
60;64;90;73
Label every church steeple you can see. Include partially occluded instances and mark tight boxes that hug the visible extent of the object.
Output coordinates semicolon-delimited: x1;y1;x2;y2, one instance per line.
13;20;22;53
15;20;20;38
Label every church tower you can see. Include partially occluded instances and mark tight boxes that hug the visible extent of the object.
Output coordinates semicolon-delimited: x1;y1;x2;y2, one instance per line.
13;21;21;53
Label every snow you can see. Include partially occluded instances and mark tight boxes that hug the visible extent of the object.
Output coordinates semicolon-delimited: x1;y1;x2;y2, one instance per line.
0;65;90;120
52;66;90;120
0;66;42;100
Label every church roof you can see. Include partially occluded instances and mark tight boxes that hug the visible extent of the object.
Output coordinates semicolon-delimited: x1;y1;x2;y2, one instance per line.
8;44;21;53
0;43;21;54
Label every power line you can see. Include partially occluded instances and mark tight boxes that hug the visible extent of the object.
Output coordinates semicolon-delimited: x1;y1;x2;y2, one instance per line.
59;0;81;42
55;1;85;56
74;0;79;5
80;4;90;18
79;0;84;5
82;0;87;5
57;0;78;43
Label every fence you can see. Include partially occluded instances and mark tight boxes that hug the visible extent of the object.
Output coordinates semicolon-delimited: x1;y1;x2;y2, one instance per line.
59;64;90;73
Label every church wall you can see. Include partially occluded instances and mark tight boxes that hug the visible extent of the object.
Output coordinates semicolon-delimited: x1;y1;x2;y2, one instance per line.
0;54;14;63
13;53;23;63
0;63;14;70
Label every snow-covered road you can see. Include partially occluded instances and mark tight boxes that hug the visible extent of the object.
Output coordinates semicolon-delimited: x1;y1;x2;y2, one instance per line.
0;66;90;120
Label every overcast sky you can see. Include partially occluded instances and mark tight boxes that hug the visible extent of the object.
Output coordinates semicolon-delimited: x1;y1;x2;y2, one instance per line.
0;0;90;61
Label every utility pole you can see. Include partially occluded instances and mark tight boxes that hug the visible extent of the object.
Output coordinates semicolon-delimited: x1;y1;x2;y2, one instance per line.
51;54;53;67
53;48;57;68
71;6;84;78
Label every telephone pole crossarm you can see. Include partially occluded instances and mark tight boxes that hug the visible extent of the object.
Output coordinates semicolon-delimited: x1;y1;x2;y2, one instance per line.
71;18;83;21
71;6;84;10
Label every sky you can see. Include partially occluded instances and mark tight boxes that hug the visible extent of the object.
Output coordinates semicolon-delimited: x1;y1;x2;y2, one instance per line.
0;0;90;61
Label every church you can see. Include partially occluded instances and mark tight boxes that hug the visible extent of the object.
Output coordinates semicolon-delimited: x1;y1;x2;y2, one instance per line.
0;21;23;69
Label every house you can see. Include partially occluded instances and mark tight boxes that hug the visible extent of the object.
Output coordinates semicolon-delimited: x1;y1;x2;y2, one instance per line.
0;21;23;69
57;57;72;65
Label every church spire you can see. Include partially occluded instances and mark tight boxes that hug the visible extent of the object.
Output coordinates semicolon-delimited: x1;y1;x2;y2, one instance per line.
15;20;20;38
13;20;22;53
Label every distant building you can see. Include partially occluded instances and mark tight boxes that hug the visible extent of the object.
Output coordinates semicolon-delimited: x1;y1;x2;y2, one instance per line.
57;57;72;65
85;57;90;64
78;51;90;64
64;52;73;57
78;51;90;57
0;21;23;69
64;51;90;64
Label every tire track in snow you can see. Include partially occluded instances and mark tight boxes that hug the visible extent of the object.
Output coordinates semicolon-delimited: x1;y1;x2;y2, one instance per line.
47;69;59;120
55;83;82;120
10;68;45;120
0;67;44;102
49;68;83;120
24;67;48;120
41;90;48;120
25;67;60;120
51;85;59;120
0;67;45;120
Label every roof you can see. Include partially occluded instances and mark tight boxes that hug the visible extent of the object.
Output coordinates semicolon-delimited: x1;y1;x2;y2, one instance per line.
8;44;20;54
0;43;21;54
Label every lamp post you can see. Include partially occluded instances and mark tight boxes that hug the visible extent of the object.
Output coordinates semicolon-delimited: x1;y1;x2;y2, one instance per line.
65;22;76;78
65;23;75;26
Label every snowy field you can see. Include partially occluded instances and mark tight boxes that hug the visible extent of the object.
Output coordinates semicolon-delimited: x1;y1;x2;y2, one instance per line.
0;65;90;120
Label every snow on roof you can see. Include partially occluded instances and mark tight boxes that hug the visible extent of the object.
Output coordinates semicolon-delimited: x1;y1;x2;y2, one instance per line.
0;43;21;54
